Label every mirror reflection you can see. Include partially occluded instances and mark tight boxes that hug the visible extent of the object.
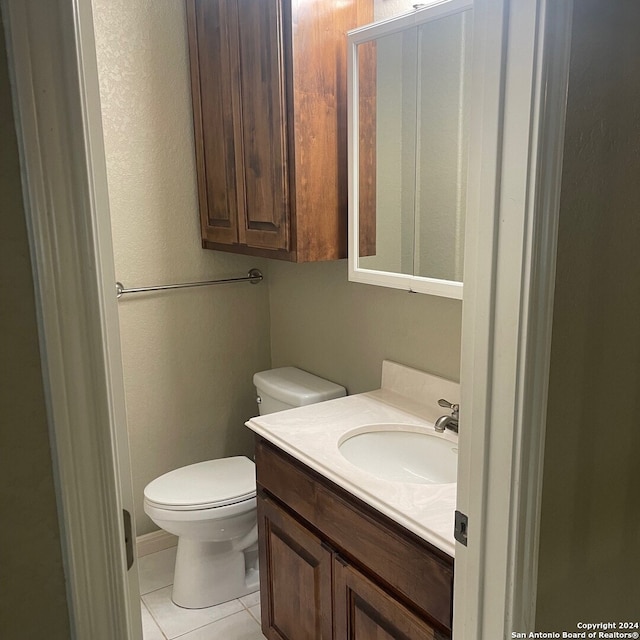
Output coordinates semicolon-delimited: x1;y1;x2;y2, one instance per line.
355;6;472;288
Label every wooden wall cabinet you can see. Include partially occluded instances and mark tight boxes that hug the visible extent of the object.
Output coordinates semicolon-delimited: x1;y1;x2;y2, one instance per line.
255;438;453;640
186;0;373;262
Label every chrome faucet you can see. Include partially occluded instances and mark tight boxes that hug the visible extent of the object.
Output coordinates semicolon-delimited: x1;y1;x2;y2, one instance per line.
434;399;459;434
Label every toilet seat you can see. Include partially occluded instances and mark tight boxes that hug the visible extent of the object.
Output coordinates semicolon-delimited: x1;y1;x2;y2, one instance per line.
143;456;256;511
144;495;257;524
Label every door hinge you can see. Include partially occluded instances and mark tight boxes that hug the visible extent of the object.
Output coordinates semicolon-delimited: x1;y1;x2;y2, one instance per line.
123;509;134;570
454;510;468;546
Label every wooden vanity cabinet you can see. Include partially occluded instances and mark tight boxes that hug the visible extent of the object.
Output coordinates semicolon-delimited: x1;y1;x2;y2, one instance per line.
255;437;453;640
186;0;373;262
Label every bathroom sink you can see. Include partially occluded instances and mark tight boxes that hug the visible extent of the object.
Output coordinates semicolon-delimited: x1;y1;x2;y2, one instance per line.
338;426;457;484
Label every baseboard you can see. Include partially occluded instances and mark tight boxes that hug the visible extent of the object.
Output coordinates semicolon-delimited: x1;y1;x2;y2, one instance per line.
136;530;177;557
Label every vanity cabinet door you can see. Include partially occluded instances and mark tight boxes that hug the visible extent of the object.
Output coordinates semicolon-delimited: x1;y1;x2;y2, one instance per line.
257;494;333;640
333;557;448;640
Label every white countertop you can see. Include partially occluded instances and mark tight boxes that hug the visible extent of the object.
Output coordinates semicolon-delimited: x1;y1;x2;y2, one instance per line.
246;380;458;557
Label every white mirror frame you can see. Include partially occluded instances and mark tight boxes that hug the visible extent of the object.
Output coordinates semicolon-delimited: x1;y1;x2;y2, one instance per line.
347;0;472;299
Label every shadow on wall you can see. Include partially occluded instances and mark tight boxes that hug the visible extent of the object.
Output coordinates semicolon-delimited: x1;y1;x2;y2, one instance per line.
0;13;71;639
536;0;640;628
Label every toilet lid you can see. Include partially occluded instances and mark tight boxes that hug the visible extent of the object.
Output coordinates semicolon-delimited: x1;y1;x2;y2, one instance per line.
143;457;256;511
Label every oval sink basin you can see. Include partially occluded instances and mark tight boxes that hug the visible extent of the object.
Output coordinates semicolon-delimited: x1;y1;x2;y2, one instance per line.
338;426;457;484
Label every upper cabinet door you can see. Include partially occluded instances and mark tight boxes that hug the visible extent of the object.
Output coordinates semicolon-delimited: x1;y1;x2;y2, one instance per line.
187;0;289;252
235;0;290;251
187;0;241;246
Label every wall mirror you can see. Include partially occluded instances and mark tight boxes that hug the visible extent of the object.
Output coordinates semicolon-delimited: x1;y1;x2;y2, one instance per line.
347;0;472;298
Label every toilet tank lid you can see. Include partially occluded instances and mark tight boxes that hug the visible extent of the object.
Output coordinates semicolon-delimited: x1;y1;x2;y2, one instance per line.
253;367;346;407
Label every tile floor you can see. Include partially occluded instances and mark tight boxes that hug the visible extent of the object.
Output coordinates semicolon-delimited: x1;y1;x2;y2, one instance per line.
138;547;266;640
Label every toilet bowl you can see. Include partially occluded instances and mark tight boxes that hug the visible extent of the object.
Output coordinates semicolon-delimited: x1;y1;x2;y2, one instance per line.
144;457;259;608
143;367;346;609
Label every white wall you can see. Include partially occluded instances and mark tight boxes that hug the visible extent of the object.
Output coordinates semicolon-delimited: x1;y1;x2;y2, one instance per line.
536;0;640;627
92;0;272;535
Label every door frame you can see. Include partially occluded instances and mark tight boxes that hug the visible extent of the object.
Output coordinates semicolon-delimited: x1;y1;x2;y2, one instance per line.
2;0;572;637
455;0;572;635
2;0;142;638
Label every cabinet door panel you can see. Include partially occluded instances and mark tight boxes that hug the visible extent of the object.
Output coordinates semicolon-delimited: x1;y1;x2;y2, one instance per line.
235;0;290;251
188;0;240;245
258;494;333;640
334;558;447;640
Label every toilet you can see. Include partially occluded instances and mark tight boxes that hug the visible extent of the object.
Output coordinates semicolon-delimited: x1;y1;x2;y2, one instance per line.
143;367;346;609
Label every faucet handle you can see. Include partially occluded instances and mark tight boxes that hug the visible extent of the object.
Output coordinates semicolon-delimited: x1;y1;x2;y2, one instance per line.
438;398;459;415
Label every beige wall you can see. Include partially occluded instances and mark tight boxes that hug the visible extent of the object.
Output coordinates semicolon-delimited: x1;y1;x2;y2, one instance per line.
536;0;640;628
92;0;272;535
0;17;71;639
268;260;462;394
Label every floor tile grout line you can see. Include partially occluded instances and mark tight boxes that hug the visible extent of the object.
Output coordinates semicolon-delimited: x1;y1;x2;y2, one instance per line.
137;549;177;597
142;594;249;640
243;600;262;627
157;614;217;640
138;548;261;640
142;599;170;639
140;582;174;598
141;600;169;640
165;608;259;640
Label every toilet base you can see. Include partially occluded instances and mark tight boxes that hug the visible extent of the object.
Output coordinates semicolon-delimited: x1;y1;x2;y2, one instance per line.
171;538;259;609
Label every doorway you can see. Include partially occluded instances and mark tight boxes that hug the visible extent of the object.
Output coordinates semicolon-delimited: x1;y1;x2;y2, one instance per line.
2;0;572;637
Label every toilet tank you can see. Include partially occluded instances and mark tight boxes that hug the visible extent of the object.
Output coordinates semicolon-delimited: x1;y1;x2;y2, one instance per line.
253;367;346;415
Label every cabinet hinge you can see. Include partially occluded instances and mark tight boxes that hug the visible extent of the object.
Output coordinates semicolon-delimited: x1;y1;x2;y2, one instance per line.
454;510;468;547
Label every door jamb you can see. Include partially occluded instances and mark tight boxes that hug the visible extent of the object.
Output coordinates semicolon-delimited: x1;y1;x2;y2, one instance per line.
2;0;142;637
3;0;573;637
454;0;573;636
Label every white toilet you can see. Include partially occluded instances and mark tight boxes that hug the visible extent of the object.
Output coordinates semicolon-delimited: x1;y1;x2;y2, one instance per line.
143;367;346;609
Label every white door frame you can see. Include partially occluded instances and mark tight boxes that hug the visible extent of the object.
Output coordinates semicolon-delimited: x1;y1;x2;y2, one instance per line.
455;0;572;636
3;0;572;637
2;0;142;638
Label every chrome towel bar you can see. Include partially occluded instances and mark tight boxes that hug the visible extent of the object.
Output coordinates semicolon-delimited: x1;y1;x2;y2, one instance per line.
116;268;263;299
